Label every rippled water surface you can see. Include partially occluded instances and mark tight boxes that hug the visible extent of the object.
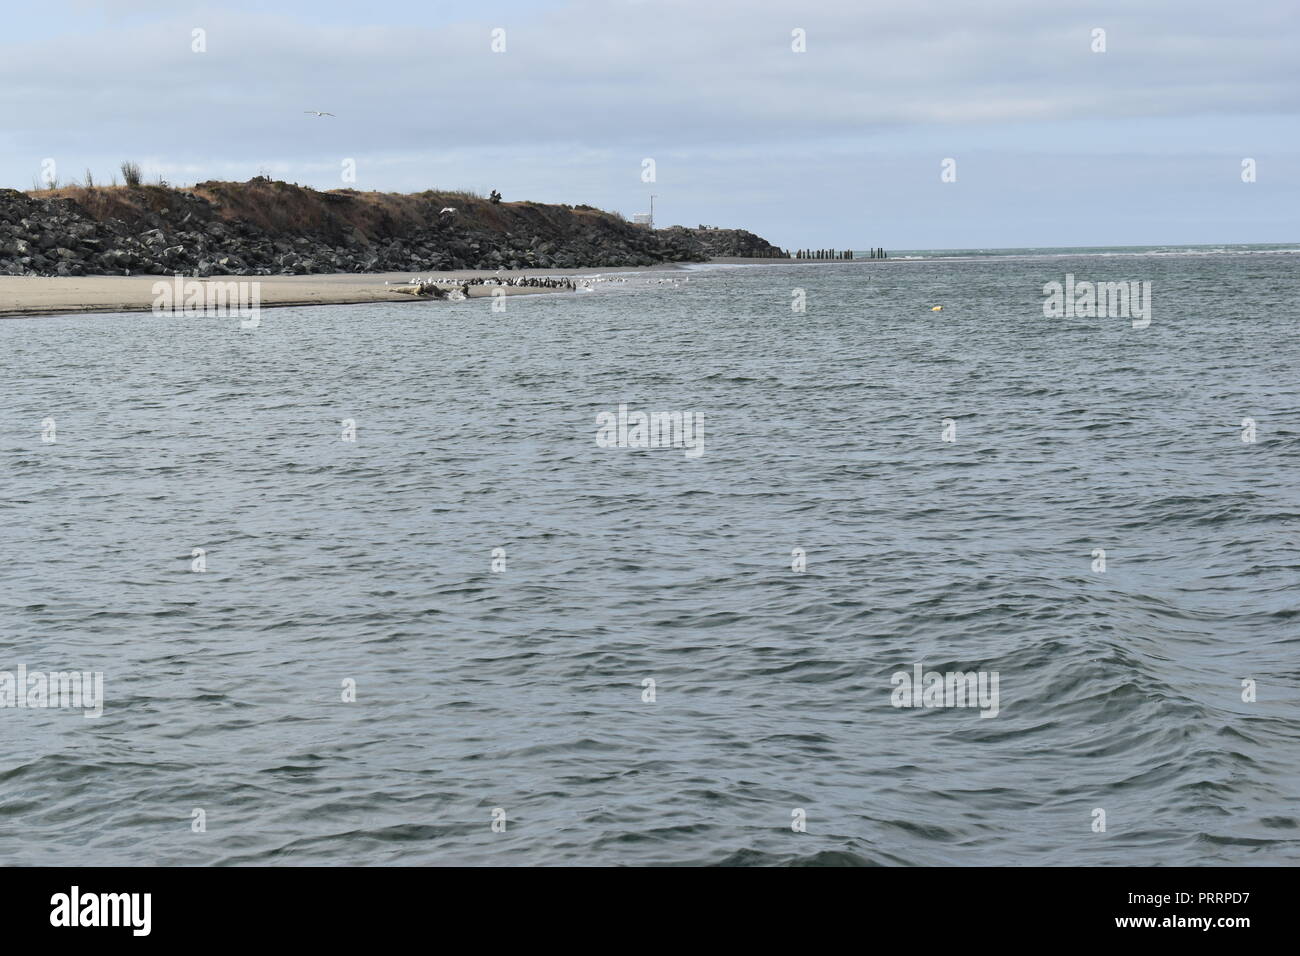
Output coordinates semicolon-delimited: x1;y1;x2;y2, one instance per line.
3;253;1298;865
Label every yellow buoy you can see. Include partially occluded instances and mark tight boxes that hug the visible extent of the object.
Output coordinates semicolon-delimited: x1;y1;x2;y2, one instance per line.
930;305;943;311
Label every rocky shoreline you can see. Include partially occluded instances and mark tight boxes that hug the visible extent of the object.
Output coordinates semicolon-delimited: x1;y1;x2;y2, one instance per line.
0;179;785;279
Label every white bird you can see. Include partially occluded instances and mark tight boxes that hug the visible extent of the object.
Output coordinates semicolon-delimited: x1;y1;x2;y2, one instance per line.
304;111;335;117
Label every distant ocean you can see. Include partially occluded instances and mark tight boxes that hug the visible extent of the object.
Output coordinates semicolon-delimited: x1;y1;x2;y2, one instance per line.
878;242;1300;260
2;247;1297;865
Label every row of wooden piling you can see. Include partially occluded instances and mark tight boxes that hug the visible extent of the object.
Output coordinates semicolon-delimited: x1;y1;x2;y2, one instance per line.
775;248;888;260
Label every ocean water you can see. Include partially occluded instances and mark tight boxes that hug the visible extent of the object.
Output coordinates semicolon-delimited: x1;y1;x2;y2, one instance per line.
883;242;1300;260
2;249;1298;866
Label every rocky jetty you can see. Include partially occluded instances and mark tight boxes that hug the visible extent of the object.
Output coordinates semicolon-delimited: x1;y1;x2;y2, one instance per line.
656;225;786;258
0;179;782;278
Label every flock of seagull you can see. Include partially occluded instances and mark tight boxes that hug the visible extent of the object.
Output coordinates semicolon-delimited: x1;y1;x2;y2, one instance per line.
381;273;690;299
380;275;694;287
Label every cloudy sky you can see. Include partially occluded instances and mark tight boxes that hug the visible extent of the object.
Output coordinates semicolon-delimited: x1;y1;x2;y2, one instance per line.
2;0;1296;248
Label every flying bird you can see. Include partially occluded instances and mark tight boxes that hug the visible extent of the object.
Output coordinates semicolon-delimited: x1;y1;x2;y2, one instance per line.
304;111;335;117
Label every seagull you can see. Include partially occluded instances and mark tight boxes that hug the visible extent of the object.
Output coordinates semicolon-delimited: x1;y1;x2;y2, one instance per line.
304;111;335;117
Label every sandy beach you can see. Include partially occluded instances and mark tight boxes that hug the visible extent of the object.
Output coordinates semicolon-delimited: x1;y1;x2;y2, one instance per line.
0;259;887;318
0;263;693;319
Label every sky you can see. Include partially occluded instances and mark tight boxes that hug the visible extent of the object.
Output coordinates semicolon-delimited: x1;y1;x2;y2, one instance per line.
1;0;1297;249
